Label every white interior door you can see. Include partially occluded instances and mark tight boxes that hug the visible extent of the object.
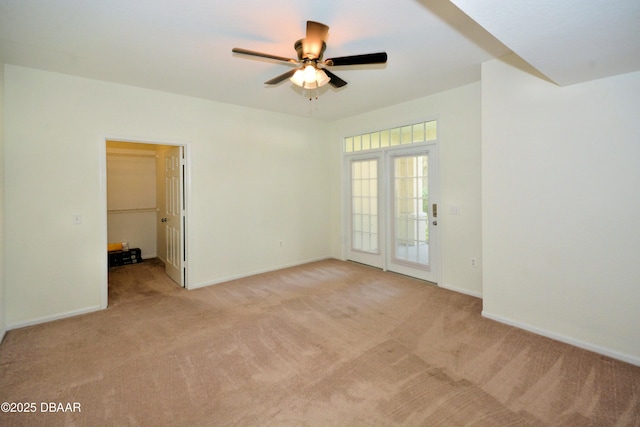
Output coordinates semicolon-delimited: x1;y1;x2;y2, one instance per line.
163;146;185;286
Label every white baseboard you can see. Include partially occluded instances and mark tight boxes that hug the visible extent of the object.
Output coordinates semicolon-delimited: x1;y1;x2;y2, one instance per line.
7;305;103;331
439;283;482;299
482;310;640;367
189;256;332;290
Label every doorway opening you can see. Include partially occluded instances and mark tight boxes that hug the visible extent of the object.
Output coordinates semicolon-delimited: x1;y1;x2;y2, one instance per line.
104;139;188;305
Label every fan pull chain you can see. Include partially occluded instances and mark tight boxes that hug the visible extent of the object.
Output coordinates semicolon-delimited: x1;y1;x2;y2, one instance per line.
307;87;319;101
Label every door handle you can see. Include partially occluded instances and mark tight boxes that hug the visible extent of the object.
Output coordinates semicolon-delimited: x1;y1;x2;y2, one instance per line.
161;218;168;223
432;220;437;226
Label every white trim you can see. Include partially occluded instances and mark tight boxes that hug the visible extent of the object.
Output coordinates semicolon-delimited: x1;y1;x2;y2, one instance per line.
482;310;640;367
7;305;103;331
439;283;482;299
98;138;109;309
189;256;331;290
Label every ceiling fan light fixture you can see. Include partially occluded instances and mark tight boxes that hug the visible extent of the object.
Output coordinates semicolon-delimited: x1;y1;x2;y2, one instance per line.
316;69;330;87
303;64;316;83
290;65;330;89
290;69;305;87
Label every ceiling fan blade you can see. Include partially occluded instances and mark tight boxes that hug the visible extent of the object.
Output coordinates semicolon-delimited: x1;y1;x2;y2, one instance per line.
322;69;347;88
324;52;388;66
232;48;298;64
306;21;329;42
264;68;300;85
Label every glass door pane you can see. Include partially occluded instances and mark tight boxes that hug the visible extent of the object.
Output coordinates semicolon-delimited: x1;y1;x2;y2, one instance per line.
351;159;379;253
392;154;429;267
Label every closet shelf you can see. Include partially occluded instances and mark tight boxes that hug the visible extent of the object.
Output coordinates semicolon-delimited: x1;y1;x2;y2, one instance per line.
108;208;157;214
107;152;157;159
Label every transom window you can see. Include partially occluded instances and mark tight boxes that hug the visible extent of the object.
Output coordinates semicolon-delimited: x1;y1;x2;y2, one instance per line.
344;120;437;153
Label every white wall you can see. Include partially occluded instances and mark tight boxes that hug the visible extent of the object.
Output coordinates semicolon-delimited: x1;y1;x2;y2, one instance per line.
481;54;640;364
0;63;6;341
329;83;483;297
4;65;331;328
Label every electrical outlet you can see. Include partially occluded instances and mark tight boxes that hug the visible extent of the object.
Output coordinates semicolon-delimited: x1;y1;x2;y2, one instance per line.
470;257;477;268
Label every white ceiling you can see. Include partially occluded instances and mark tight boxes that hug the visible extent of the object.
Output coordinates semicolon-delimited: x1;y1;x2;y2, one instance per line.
1;1;638;120
450;0;640;86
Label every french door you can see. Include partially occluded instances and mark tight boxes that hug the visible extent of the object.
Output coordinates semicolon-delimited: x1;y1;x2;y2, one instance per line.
387;147;438;282
346;145;438;282
347;154;384;268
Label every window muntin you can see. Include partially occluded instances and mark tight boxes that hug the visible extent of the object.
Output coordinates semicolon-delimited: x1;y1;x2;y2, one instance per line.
344;120;437;153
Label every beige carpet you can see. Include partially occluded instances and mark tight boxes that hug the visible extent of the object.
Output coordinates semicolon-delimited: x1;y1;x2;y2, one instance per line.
0;258;638;426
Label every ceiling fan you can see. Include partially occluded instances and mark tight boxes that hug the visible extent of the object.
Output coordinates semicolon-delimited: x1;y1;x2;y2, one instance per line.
232;21;387;98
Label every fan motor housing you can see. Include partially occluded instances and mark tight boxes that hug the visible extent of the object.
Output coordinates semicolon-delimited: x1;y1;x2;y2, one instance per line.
295;39;326;61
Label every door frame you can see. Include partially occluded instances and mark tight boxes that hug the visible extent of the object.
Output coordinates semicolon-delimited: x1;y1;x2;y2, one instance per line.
99;136;191;308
